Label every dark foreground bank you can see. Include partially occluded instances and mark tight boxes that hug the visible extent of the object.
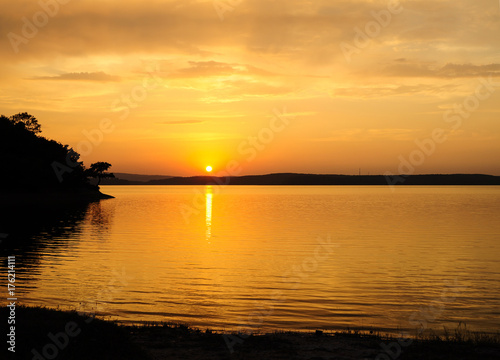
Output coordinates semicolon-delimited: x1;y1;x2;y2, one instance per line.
0;189;114;205
2;306;499;360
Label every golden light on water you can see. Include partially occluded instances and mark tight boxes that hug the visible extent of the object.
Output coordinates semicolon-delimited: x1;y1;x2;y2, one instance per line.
205;186;212;243
15;185;500;333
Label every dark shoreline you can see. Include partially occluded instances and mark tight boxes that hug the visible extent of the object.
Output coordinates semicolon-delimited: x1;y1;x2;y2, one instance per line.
0;188;114;204
2;306;499;360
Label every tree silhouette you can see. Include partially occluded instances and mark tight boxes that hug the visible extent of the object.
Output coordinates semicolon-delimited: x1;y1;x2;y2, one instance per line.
1;112;114;192
9;112;42;134
86;162;115;186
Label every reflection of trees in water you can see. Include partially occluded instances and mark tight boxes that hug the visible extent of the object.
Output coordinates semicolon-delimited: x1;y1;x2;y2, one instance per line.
0;199;114;284
84;200;116;241
86;201;114;229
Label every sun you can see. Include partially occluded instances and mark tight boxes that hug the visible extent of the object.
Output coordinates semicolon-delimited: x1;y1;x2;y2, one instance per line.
205;165;213;173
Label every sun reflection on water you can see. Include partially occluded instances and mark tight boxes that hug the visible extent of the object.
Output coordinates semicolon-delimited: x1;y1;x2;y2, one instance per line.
205;186;212;243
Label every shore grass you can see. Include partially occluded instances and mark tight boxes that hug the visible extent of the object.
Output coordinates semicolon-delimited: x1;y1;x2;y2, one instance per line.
2;306;499;360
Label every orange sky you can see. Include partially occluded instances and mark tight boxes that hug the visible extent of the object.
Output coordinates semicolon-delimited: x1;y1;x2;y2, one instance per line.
1;0;499;176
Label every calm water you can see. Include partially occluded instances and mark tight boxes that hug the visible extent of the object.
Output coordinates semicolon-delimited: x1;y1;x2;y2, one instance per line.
7;186;500;334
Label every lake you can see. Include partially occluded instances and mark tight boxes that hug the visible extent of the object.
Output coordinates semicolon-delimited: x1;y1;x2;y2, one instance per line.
8;185;500;335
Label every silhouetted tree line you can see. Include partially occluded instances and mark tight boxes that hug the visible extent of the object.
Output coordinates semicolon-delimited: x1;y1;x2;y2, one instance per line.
0;113;114;191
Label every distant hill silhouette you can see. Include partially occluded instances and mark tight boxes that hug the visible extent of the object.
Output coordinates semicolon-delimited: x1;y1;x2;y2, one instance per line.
100;173;172;185
103;173;500;186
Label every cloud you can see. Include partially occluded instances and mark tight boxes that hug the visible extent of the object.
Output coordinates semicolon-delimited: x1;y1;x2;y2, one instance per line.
169;61;276;79
1;0;498;69
310;128;421;142
162;60;299;100
330;83;459;98
33;71;121;82
158;120;204;125
172;61;239;78
383;62;500;79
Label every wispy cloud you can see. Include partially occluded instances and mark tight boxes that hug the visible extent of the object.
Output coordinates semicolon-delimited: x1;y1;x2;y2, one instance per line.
169;61;276;79
330;84;459;98
383;62;500;79
33;71;121;82
310;128;421;142
158;120;204;125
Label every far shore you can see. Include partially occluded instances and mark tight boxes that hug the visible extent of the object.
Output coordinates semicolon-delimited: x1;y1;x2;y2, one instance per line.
101;173;500;186
2;306;499;360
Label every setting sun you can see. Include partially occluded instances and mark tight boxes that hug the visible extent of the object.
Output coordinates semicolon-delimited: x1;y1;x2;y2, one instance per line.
205;166;212;173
